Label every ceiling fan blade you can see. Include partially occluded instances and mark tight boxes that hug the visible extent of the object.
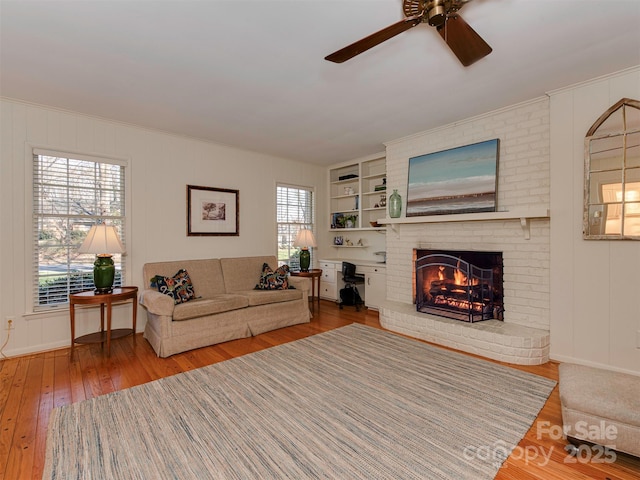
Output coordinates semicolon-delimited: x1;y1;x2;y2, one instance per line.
325;15;423;63
437;14;492;66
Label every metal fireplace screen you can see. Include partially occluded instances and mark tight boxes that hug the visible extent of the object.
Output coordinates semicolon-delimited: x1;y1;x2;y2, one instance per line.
415;253;496;322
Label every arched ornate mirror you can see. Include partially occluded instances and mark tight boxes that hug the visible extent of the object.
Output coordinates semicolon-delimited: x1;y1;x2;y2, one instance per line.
584;98;640;239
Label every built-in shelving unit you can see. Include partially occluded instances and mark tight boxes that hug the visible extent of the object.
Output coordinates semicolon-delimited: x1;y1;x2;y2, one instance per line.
329;156;386;232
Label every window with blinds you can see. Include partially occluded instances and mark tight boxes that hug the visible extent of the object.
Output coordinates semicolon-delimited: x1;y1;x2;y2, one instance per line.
33;150;126;307
276;184;314;270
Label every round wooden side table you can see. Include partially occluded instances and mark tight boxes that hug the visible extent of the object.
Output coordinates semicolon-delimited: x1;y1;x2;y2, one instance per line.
69;286;138;356
290;269;322;311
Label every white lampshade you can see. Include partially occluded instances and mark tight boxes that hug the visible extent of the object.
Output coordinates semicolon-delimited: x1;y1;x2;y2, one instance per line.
293;229;317;248
78;224;125;255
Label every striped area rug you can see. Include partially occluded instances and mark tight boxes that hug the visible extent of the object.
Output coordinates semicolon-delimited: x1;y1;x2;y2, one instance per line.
43;324;556;479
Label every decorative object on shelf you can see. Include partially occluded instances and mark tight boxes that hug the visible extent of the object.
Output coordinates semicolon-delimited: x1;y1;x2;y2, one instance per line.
389;189;402;218
187;185;239;236
357;239;364;246
369;221;381;228
338;173;358;181
78;224;125;294
293;229;317;272
379;194;386;207
345;239;353;246
344;186;355;195
334;236;344;245
344;214;358;228
375;178;387;191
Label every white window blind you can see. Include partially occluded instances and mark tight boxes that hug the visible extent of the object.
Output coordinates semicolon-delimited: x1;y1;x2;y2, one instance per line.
276;184;314;270
33;151;126;307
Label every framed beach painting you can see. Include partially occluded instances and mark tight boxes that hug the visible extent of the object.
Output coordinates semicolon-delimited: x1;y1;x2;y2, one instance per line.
187;185;239;236
406;139;499;216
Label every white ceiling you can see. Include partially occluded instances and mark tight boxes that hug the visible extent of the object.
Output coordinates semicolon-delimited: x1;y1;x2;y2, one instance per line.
1;0;639;166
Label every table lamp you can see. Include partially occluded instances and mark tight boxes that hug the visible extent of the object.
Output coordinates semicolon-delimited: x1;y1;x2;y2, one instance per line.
293;229;316;272
78;224;125;294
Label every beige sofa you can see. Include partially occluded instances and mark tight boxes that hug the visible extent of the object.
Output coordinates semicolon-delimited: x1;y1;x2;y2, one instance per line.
140;256;311;357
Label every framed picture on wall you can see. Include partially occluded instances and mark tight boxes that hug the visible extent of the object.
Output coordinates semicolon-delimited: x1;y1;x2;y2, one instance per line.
187;185;239;236
407;139;499;216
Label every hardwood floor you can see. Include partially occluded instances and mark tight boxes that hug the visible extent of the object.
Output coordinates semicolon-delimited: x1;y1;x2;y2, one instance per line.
1;301;639;479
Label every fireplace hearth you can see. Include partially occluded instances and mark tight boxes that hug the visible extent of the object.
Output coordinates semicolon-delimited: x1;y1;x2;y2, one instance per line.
415;250;503;323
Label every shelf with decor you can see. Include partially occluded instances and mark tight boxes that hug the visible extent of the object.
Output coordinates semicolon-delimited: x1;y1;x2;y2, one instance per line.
362;206;386;228
330;211;358;230
329;155;386;230
330;231;368;248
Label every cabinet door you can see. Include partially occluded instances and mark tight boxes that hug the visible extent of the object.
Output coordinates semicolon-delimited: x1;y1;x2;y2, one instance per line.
363;267;386;310
321;282;338;301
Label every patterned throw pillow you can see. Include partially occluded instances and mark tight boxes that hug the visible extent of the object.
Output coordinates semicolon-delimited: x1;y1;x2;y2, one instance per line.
255;263;292;290
153;269;196;304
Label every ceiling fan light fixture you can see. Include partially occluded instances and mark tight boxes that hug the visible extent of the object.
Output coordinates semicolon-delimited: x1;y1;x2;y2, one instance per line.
325;0;491;66
427;3;446;27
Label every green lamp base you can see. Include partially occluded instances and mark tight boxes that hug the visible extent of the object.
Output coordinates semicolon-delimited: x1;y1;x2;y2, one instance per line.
299;248;310;272
93;254;115;294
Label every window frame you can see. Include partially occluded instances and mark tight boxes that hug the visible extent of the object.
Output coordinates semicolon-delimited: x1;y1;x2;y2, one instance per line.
583;98;640;240
276;183;315;271
30;147;129;311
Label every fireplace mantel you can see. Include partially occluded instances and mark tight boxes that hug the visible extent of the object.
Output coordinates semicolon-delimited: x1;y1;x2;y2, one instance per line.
378;206;549;239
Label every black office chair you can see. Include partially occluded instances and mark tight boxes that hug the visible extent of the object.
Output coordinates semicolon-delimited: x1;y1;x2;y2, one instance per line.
339;262;365;311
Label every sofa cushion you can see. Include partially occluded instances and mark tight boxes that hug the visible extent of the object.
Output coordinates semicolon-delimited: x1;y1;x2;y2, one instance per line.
255;263;291;290
155;269;196;304
241;288;302;307
144;259;226;298
221;256;279;292
172;294;249;321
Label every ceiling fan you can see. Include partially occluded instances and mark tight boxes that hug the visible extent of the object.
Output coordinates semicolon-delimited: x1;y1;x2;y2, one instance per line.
325;0;492;66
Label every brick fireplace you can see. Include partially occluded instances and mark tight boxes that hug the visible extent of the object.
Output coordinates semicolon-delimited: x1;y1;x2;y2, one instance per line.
379;217;551;365
378;98;552;365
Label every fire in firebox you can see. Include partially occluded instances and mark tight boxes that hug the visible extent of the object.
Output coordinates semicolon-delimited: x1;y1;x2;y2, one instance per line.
415;250;503;323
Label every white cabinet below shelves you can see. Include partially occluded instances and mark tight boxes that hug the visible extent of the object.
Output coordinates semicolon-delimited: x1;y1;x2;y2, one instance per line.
357;265;386;310
319;261;338;301
317;260;386;308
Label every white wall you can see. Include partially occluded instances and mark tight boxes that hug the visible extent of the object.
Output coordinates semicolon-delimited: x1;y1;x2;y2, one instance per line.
549;67;640;375
0;99;327;357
